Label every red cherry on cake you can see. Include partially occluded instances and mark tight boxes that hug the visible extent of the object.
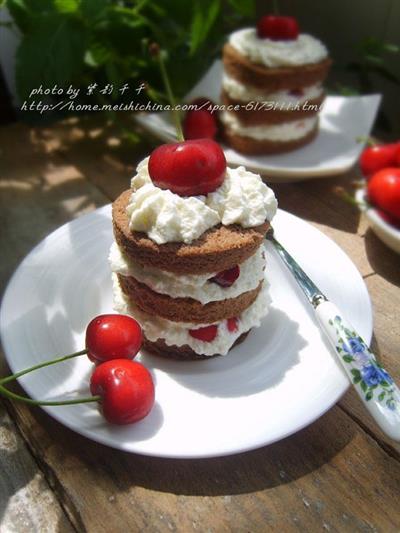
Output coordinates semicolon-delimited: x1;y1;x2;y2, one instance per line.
183;110;218;140
148;139;226;196
86;314;142;364
209;265;240;288
257;15;299;41
227;317;238;333
189;325;218;342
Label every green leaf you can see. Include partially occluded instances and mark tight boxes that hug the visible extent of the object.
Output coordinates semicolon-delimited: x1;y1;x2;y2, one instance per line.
383;43;400;54
54;0;79;14
84;42;111;67
365;391;373;401
227;0;255;17
6;0;31;32
343;355;354;363
360;381;367;392
16;14;86;99
80;0;109;19
189;0;221;55
353;376;362;384
378;391;386;401
350;369;361;378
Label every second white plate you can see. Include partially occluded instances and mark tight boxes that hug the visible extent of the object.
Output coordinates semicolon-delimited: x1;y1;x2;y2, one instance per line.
134;61;381;182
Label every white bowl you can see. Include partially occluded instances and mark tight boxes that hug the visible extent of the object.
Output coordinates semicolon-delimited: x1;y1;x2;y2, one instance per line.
356;188;400;254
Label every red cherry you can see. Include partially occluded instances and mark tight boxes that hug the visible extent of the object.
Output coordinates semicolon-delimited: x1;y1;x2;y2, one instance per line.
90;359;154;425
148;139;226;196
227;317;238;333
86;314;142;364
367;168;400;222
376;209;400;229
209;265;240;287
360;143;400;177
183;110;218;140
257;15;299;41
395;145;400;167
189;324;218;342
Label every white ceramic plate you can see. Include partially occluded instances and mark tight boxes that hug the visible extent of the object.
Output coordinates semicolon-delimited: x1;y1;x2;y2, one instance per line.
134;61;381;182
0;206;372;458
356;188;400;254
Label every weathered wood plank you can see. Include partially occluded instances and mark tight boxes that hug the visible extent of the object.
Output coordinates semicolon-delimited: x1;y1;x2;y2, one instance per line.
272;175;374;278
7;399;400;533
0;123;109;292
0;406;74;533
0;121;111;533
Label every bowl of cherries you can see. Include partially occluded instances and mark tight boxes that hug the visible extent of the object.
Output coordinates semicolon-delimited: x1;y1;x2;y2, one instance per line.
356;141;400;254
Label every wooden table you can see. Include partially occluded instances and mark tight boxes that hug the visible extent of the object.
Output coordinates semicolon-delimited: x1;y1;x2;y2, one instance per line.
1;116;400;532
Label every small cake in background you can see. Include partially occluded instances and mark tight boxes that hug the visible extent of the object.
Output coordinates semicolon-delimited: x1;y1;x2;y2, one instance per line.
220;15;332;155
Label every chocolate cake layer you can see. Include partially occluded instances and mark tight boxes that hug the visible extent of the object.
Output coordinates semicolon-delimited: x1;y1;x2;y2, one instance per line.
143;331;250;360
118;273;263;324
223;122;318;155
113;190;269;275
223;43;332;91
221;89;325;125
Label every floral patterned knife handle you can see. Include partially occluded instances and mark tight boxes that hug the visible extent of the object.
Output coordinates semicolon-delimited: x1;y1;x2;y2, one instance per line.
267;230;400;441
316;301;400;440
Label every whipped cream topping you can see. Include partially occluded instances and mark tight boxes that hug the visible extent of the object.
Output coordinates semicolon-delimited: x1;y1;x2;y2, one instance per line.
229;28;328;68
127;158;219;244
112;274;271;356
127;157;277;244
109;242;266;304
221;112;317;141
223;74;323;104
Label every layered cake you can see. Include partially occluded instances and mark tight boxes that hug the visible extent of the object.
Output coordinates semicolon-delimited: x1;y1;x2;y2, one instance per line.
220;15;331;154
109;139;277;359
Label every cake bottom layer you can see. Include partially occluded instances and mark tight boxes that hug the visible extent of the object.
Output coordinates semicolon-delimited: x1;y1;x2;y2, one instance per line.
143;331;250;361
223;122;318;155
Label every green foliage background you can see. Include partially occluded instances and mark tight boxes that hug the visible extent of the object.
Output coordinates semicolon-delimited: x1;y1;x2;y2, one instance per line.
6;0;256;102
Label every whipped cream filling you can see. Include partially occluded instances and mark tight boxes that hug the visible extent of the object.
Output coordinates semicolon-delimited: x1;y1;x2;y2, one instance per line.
221;112;317;141
109;242;266;304
229;28;328;68
112;273;271;356
127;157;277;244
222;73;323;104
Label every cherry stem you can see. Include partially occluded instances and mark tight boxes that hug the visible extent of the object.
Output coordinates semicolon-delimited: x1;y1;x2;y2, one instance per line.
356;136;377;147
0;349;88;385
0;384;100;406
0;349;101;406
334;187;364;207
157;50;184;142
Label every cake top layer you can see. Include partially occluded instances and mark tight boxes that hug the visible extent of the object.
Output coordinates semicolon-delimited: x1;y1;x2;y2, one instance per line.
125;157;277;245
229;28;328;68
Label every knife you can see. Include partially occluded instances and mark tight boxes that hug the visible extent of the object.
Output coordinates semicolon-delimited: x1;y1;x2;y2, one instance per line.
266;228;400;441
